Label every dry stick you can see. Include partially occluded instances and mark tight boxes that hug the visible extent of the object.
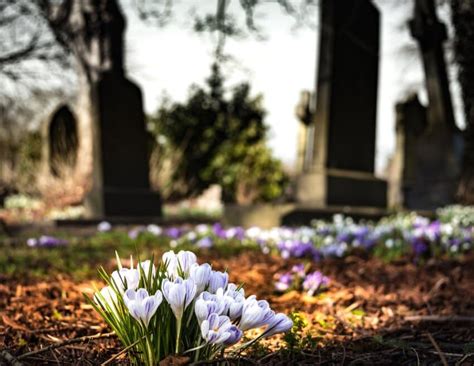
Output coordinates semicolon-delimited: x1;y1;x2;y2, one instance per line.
100;338;143;366
0;350;24;366
426;332;448;366
16;332;115;361
456;353;474;365
405;315;474;322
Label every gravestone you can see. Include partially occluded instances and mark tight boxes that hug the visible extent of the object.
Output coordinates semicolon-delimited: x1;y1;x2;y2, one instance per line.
400;0;464;209
295;0;387;208
389;94;427;208
47;105;79;177
85;1;161;217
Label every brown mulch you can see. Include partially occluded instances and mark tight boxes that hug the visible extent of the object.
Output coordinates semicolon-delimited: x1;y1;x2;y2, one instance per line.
1;252;474;365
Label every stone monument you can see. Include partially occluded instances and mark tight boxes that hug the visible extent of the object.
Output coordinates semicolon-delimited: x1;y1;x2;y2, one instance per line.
390;0;463;210
388;94;427;208
295;0;387;208
85;1;162;217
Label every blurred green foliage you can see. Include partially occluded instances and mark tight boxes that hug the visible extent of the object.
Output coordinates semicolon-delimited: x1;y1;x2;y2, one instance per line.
148;63;288;203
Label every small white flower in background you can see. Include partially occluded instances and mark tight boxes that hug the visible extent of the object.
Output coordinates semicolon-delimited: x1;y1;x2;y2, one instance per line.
27;238;38;247
189;263;212;294
187;231;197;241
98;221;112;232
200;313;233;345
263;313;293;337
385;239;394;248
111;268;140;293
124;288;163;327
162;277;196;320
196;224;210;234
208;271;228;293
147;224;162;236
245;226;261;239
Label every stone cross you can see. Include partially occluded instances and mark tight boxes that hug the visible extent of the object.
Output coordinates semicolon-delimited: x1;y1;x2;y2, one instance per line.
295;91;315;173
409;0;456;130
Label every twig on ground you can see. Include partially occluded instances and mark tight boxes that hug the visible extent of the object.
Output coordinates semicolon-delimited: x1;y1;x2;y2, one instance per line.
456;353;474;365
411;347;420;366
16;331;115;361
0;350;24;366
405;315;474;322
426;332;448;366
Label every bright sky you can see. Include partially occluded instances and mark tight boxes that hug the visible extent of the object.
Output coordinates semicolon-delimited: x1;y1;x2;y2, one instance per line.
123;0;465;175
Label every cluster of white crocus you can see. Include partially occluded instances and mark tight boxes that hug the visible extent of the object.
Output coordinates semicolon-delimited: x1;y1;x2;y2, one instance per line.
90;250;292;365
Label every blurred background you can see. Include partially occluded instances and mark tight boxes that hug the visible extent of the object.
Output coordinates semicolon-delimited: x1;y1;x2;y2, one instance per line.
1;0;473;224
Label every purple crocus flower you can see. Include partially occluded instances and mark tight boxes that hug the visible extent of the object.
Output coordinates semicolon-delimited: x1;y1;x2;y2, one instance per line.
212;223;227;239
412;238;428;257
27;235;68;248
275;272;293;292
128;227;145;240
166;227;182;239
291;264;305;277
196;237;213;249
303;271;329;296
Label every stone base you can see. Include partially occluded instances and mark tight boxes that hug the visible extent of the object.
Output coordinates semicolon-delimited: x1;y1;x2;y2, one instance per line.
295;169;387;208
224;204;393;228
222;204;296;229
85;188;162;217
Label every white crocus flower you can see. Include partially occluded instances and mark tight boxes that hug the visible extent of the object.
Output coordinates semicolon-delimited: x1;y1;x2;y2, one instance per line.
208;271;229;293
263;313;293;337
162;277;197;320
239;296;275;331
94;286;119;316
200;313;233;345
162;250;197;278
111;268;140;293
194;295;226;324
189;263;212;294
124;288;163;327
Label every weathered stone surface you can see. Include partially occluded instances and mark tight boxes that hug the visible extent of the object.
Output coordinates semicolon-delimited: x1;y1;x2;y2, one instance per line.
295;0;387;208
391;0;464;210
311;0;379;173
86;73;161;217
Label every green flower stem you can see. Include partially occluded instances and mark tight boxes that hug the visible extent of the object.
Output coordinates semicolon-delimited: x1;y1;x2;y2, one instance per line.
175;318;182;354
